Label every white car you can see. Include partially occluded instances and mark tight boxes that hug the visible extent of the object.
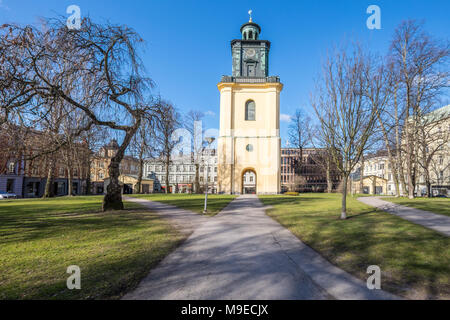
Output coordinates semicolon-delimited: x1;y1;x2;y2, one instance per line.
0;192;18;199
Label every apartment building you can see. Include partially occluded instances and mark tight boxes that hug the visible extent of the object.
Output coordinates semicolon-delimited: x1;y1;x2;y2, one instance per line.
144;149;218;194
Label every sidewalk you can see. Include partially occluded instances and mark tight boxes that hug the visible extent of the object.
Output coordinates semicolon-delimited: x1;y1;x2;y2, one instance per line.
123;195;399;300
358;197;450;237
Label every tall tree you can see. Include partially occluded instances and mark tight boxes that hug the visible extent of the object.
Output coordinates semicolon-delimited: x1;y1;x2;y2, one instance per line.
288;109;312;189
0;18;158;210
155;101;180;194
312;45;379;219
388;20;450;199
129;116;157;194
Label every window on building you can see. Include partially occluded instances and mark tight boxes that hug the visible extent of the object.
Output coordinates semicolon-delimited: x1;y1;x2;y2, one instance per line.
8;162;15;174
245;100;256;121
99;172;104;179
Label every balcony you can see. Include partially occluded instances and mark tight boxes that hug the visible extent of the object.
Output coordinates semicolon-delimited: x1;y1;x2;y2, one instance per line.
220;76;280;83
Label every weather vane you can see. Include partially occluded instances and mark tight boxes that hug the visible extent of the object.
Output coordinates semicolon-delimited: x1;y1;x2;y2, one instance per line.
248;10;253;22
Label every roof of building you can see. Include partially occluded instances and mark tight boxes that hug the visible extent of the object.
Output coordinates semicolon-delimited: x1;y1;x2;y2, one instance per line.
421;105;450;124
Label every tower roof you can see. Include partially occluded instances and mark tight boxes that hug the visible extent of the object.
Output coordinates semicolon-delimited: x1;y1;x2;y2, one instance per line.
240;21;261;34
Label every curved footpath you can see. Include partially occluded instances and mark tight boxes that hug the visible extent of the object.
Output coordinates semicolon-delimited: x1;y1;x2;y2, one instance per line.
358;196;450;237
123;195;399;300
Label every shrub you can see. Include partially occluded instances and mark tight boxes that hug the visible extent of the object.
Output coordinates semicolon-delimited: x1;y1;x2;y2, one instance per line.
284;192;299;196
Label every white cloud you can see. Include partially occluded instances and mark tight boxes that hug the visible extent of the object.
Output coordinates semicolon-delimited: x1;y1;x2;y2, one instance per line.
280;114;292;123
205;111;216;117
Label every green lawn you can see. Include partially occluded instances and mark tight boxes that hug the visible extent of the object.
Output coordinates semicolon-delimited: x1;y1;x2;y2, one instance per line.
0;196;185;300
260;193;450;300
130;194;237;216
384;197;450;217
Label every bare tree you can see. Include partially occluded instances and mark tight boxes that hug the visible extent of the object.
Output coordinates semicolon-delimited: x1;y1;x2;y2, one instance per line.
129;116;157;194
155;101;180;194
288;109;312;190
388;20;450;199
312;45;379;219
0;18;159;210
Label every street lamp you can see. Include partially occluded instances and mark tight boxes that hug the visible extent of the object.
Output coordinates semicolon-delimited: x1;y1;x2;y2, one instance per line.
203;137;215;214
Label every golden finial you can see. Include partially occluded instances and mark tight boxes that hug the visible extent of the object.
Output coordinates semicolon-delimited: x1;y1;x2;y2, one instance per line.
248;10;253;22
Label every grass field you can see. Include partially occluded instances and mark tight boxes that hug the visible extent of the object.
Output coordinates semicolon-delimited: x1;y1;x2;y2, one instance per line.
130;194;237;216
0;196;185;300
384;197;450;217
259;193;450;300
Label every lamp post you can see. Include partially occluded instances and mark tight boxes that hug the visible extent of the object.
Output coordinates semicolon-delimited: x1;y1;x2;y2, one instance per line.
203;137;215;214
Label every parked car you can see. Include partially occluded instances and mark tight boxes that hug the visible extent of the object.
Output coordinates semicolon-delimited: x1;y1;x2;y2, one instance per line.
0;192;18;199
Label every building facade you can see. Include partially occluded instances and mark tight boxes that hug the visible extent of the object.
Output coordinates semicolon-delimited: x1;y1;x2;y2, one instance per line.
281;148;341;192
143;149;218;194
217;17;282;195
90;139;140;194
351;152;396;195
351;105;450;196
0;125;90;198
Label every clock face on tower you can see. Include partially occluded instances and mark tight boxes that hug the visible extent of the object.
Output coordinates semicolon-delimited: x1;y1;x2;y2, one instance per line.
245;48;256;59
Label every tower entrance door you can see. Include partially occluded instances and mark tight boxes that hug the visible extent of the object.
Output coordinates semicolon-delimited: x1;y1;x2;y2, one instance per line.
242;170;257;194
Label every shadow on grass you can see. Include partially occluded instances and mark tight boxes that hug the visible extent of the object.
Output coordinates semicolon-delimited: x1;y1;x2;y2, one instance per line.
261;194;450;299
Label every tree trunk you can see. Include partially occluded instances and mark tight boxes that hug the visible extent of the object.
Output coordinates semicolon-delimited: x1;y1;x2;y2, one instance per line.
341;175;348;220
103;156;124;210
195;163;200;194
372;176;376;195
43;159;54;198
326;159;332;193
426;179;431;198
359;155;364;194
102;128;138;211
67;169;73;196
136;140;145;194
165;154;170;194
136;158;144;194
394;92;407;197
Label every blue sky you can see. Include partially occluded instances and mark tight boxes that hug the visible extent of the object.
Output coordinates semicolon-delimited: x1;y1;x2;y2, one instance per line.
1;0;449;146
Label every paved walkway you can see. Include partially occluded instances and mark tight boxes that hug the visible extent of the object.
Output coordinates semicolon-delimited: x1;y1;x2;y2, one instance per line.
123;195;398;300
358;197;450;237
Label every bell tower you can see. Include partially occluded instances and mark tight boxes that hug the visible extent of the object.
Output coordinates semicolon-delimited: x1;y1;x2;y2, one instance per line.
217;13;282;195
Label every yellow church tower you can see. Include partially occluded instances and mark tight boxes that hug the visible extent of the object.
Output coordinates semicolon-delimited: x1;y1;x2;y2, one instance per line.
217;13;282;194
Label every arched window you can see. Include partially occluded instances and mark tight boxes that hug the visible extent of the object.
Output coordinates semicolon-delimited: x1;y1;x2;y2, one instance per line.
249;31;253;40
245;100;256;121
